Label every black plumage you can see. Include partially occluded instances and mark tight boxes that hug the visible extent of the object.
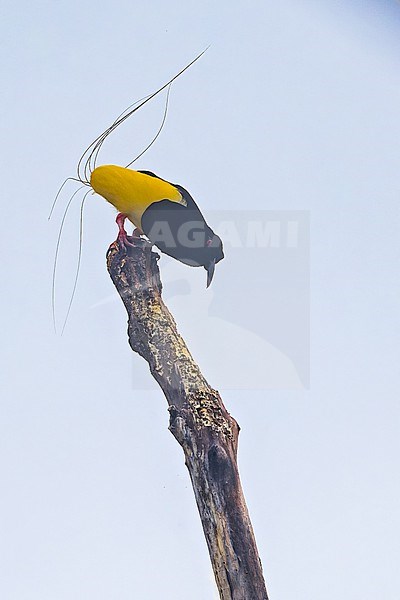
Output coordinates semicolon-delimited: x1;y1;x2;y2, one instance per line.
139;171;224;286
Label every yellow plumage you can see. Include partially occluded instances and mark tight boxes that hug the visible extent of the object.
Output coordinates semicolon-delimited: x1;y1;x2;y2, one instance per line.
90;165;186;229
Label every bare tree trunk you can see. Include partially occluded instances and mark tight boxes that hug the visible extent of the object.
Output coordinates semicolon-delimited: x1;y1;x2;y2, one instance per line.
107;237;269;600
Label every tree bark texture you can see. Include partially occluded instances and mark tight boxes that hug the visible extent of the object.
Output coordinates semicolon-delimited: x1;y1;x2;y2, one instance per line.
106;237;269;600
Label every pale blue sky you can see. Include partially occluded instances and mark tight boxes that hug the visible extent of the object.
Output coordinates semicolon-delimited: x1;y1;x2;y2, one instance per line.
1;1;400;599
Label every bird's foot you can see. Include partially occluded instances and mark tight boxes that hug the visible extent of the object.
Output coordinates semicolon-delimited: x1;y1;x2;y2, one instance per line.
116;213;142;248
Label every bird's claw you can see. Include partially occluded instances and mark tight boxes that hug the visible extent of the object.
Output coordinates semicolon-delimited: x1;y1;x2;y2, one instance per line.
115;213;142;248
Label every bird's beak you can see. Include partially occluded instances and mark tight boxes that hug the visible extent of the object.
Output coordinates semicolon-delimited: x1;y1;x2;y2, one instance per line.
206;259;216;288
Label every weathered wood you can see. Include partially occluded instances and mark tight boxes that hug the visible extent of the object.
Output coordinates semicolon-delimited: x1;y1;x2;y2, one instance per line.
107;237;269;600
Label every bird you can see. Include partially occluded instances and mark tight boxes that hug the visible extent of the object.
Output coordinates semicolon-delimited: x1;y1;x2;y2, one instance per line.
51;50;220;332
90;164;224;287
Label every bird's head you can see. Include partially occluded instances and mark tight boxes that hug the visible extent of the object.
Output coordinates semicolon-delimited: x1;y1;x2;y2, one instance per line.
204;233;224;287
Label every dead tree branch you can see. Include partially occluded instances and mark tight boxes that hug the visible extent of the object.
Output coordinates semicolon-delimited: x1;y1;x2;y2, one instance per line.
106;237;269;600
